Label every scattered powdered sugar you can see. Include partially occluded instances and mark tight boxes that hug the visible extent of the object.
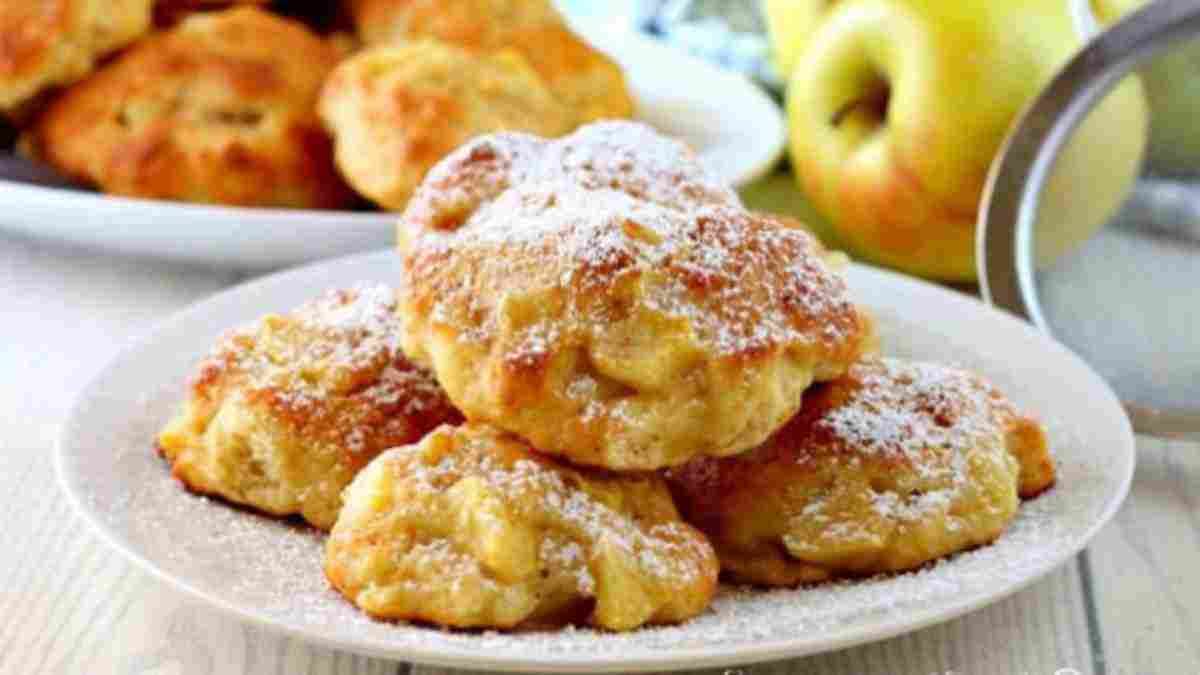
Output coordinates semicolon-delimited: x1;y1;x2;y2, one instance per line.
298;283;402;337
540;539;595;594
202;283;404;398
366;364;446;416
869;488;957;522
78;410;1101;659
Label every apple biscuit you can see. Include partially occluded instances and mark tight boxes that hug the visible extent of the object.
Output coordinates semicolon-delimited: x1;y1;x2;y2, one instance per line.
157;284;461;531
399;140;873;470
666;358;1056;586
325;423;719;631
345;0;633;124
0;0;152;111
318;40;575;210
23;7;354;208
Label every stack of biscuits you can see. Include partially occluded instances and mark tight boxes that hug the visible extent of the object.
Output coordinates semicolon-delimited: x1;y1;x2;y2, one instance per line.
157;121;1056;633
4;0;632;211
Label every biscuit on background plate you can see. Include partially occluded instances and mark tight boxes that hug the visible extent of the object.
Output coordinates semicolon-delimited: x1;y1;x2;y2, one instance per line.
319;40;576;210
346;0;633;124
0;0;152;111
23;7;355;208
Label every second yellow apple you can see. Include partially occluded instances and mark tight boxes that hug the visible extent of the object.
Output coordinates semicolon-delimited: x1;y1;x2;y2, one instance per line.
1092;0;1200;175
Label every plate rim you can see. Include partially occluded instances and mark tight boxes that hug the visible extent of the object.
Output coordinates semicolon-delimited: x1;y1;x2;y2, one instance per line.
0;177;402;225
55;249;1135;673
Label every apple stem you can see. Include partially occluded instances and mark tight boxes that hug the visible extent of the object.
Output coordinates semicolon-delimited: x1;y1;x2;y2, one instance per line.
830;83;891;127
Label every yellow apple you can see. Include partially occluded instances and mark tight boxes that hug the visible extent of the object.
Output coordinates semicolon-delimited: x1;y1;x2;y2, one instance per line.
763;0;840;79
786;0;1148;281
1093;0;1200;174
1090;0;1136;20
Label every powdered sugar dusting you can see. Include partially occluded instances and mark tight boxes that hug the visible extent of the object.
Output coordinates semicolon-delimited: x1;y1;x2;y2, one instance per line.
541;539;595;594
401;437;709;591
819;359;1006;461
191;283;455;454
810;359;1019;521
60;255;1131;669
239;284;410;404
404;121;741;233
407;182;861;359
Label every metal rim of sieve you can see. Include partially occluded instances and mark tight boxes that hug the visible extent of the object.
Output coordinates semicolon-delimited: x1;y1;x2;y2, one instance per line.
978;0;1200;437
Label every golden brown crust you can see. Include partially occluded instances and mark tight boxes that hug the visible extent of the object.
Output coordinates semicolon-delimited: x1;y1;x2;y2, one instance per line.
24;7;355;208
346;0;632;124
157;285;461;530
666;358;1055;586
398;123;873;470
318;41;575;210
1008;414;1056;499
0;0;152;110
325;423;719;631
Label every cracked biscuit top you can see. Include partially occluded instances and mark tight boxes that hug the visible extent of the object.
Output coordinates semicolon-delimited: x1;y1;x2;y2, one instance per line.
399;123;872;470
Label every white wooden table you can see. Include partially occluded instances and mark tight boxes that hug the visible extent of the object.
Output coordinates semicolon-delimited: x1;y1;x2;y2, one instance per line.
1;230;1196;675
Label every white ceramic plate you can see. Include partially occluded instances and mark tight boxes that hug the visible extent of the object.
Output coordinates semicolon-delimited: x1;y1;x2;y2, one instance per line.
56;250;1134;673
0;29;784;270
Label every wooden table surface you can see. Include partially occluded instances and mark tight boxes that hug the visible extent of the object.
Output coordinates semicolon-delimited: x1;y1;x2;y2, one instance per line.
0;224;1195;675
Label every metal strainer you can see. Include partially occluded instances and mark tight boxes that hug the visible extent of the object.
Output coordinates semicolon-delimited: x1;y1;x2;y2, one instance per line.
980;0;1200;437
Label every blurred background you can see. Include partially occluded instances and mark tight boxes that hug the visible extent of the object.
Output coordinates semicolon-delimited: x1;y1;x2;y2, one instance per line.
563;0;780;90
